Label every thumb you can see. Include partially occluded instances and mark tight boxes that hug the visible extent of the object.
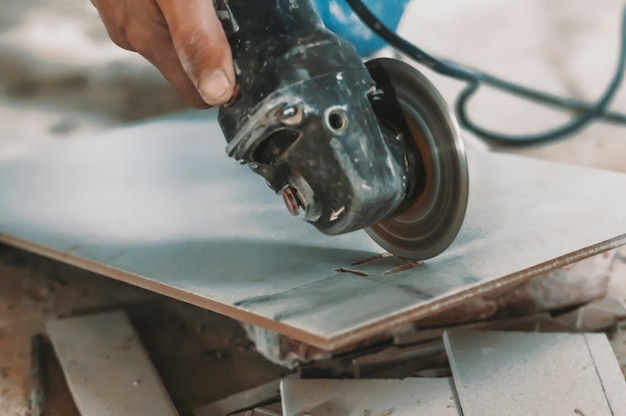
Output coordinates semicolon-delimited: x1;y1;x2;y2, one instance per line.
157;0;235;106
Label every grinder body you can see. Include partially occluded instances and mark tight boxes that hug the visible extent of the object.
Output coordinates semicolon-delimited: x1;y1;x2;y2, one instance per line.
214;0;469;260
215;0;408;235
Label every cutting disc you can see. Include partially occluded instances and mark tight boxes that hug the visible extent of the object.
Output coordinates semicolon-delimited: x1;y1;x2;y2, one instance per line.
365;58;469;260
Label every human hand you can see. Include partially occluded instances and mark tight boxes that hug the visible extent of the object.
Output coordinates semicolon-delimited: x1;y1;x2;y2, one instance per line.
91;0;235;108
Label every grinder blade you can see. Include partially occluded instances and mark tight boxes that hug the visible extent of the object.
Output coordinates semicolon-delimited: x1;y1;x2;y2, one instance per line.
365;58;469;260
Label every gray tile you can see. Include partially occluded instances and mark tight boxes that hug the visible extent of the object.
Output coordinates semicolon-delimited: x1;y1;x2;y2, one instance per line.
46;310;178;416
2;112;626;349
444;330;626;416
281;378;459;416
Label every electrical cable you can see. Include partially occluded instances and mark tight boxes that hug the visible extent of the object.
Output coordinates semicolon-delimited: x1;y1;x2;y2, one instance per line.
346;0;626;147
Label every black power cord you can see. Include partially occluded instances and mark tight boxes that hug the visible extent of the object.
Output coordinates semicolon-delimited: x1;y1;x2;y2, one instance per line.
346;0;626;147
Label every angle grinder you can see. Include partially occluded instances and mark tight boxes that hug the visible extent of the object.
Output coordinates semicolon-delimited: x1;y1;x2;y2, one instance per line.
214;0;469;260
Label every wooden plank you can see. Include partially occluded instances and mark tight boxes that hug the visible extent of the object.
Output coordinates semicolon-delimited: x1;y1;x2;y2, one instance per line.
46;311;178;416
393;313;551;346
443;330;626;416
1;111;626;350
280;378;460;416
351;340;445;378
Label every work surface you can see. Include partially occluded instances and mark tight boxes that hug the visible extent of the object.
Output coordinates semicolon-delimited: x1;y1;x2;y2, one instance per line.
1;111;625;350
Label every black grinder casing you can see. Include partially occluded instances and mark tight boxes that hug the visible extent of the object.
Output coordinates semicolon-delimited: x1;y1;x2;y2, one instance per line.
215;0;408;236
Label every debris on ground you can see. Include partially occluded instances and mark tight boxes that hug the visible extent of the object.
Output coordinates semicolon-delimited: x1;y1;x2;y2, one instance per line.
43;284;626;415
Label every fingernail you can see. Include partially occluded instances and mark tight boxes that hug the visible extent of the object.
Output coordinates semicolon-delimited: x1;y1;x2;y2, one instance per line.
198;69;232;105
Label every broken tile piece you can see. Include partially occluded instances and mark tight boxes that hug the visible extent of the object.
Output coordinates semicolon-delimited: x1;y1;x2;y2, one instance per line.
584;333;626;414
443;330;626;416
280;378;459;416
46;310;178;416
194;375;296;416
230;402;282;416
609;332;626;378
552;296;626;331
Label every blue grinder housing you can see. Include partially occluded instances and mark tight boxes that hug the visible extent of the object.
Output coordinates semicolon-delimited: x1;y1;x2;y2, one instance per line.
313;0;411;56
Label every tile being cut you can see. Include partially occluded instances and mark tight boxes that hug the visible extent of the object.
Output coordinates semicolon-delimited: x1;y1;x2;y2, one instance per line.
1;111;626;349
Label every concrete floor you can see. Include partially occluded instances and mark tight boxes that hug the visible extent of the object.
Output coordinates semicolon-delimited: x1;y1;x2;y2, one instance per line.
1;0;626;414
2;0;626;169
398;0;626;172
0;247;289;415
0;0;189;161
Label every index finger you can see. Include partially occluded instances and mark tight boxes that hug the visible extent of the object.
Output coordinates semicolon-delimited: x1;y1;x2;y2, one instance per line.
156;0;236;106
